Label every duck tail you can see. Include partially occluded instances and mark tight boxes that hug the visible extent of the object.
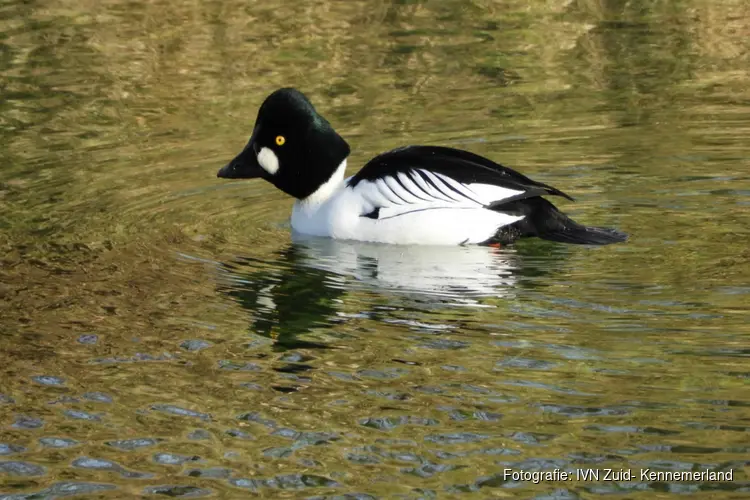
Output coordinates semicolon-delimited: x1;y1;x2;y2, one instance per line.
536;224;628;245
493;197;627;246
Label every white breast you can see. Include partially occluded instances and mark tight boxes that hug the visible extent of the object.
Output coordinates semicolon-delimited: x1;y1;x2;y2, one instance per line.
291;180;523;245
378;210;521;245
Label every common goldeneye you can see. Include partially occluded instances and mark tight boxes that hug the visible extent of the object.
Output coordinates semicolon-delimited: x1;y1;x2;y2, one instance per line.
217;88;627;246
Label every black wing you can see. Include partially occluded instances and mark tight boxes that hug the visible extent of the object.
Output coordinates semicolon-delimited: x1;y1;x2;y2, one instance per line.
347;145;574;206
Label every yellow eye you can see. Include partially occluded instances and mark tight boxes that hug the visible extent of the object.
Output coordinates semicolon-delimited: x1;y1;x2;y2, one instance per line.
275;135;286;146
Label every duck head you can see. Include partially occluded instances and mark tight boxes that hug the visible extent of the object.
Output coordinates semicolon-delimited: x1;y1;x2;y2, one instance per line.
217;88;351;200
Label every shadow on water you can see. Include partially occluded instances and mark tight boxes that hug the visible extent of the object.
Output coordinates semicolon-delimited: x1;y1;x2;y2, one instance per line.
216;235;570;350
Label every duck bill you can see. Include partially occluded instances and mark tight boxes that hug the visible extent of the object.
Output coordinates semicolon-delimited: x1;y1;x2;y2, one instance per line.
217;145;265;179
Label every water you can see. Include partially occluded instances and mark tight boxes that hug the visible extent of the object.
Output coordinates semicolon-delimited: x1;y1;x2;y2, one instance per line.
1;0;749;497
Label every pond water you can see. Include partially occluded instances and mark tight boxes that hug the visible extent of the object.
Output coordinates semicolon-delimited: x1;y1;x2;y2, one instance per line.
1;0;749;498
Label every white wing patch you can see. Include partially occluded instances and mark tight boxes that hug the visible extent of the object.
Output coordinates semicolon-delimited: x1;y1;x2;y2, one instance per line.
466;182;524;204
355;168;524;219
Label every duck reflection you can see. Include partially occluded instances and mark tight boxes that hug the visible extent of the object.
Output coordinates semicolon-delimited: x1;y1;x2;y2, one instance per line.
218;245;340;350
288;232;520;301
217;235;531;349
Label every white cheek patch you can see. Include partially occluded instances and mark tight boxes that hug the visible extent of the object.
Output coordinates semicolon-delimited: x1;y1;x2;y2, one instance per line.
257;147;279;175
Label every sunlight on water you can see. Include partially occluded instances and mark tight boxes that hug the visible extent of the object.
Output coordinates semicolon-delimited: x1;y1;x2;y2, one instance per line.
1;0;749;497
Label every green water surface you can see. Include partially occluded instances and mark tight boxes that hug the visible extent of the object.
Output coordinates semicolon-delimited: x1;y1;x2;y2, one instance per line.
1;0;749;498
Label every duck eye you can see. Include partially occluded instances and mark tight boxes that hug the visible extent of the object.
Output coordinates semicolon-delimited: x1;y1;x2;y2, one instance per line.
275;135;286;146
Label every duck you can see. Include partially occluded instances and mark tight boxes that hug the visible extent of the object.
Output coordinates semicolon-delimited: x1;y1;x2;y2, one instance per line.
216;88;627;247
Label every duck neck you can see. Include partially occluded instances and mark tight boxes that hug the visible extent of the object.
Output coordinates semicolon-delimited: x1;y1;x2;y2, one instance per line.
299;159;347;207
